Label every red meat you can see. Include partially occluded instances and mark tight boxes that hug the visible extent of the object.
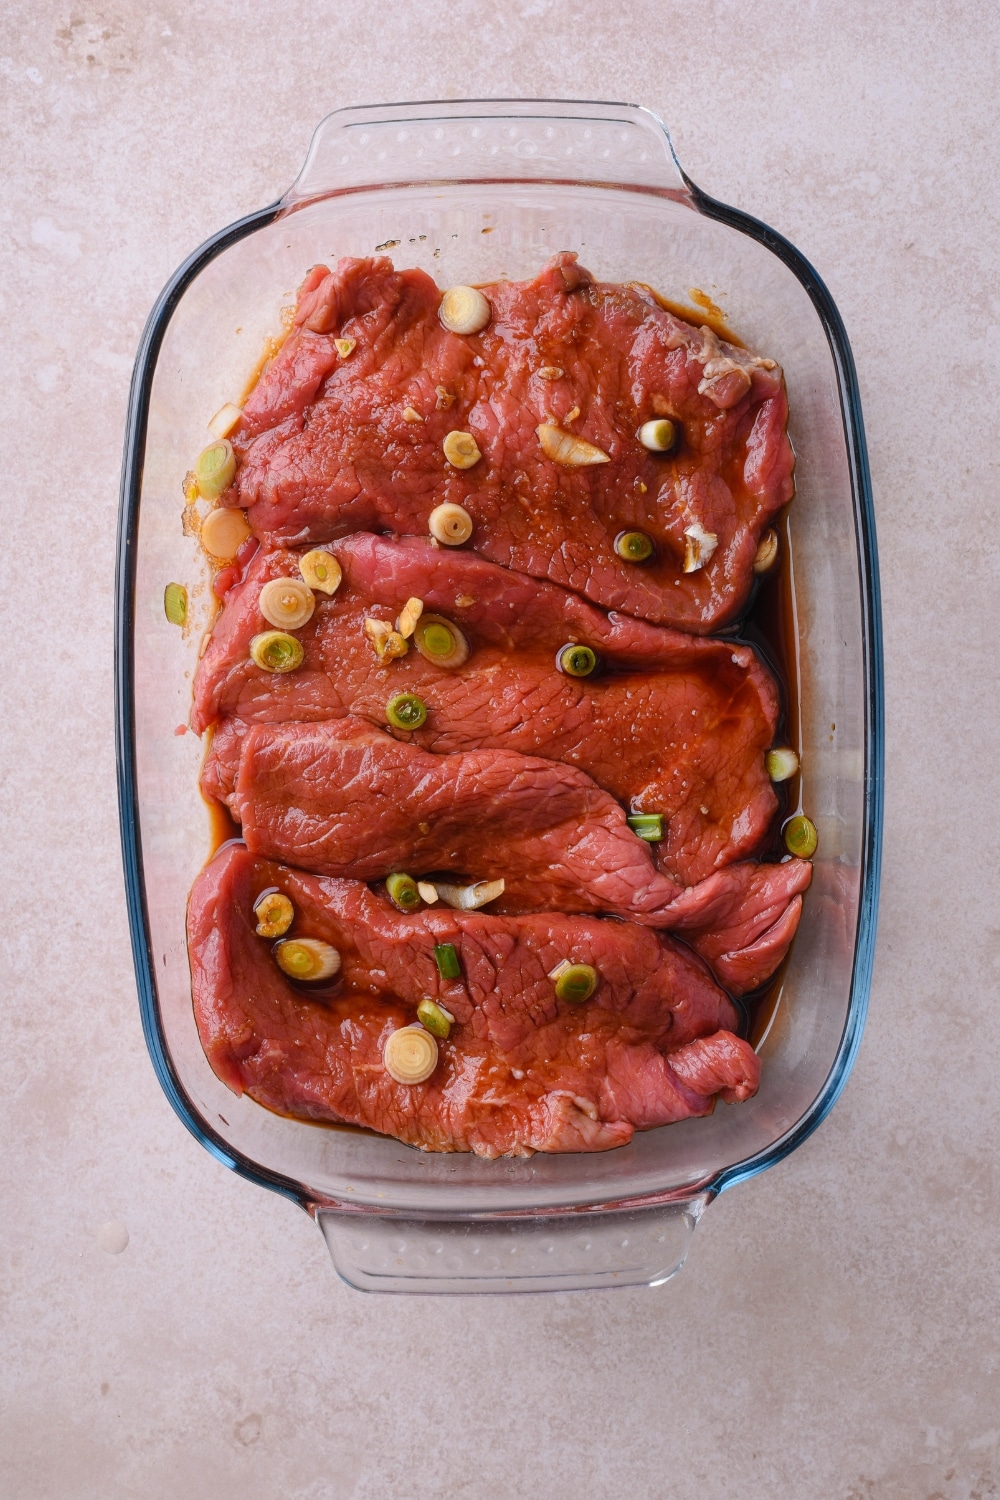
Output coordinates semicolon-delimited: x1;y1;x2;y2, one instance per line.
192;535;781;885
188;844;760;1157
204;715;810;994
230;253;793;632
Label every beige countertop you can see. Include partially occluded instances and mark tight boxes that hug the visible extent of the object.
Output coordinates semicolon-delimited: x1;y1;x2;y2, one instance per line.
3;3;997;1496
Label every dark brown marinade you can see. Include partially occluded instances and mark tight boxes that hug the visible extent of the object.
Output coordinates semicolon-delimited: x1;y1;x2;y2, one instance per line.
731;510;799;1045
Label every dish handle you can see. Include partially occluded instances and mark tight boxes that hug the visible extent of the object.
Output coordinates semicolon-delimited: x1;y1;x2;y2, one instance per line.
314;1195;710;1295
285;97;690;205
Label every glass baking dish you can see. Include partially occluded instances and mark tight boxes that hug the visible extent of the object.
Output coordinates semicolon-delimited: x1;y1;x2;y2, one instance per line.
116;99;882;1294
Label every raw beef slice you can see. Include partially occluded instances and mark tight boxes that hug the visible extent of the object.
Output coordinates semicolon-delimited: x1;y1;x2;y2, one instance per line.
205;715;810;995
189;844;761;1157
193;534;782;885
229;253;794;631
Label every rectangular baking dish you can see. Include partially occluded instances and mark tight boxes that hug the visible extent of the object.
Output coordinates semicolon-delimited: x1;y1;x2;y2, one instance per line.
116;99;882;1293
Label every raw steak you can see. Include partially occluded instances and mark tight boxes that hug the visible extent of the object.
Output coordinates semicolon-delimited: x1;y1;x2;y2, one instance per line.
189;844;760;1157
229;253;794;631
193;534;781;885
205;715;810;994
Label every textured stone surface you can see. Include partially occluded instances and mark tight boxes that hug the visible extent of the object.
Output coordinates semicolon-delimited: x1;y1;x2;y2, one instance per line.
2;2;998;1496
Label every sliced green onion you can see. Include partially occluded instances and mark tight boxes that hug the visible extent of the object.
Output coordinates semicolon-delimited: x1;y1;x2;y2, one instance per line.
439;285;492;335
413;614;470;669
194;439;236;498
386;692;427;730
253;891;294;938
783;815;818;858
627;813;664;842
767;747;800;782
258;577;315;630
637;418;678;452
386;873;420;911
550;961;598;1004
274;937;341;982
201;506;250;560
417;998;454;1039
164;582;187;626
428;502;473;545
383;1024;439;1084
433;943;461;979
557;644;597;678
442;430;482;470
423;622;453;654
250;631;304;673
615;530;654;563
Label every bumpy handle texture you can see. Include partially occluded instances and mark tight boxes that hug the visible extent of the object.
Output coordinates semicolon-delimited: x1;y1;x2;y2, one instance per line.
286;98;689;203
317;1197;708;1294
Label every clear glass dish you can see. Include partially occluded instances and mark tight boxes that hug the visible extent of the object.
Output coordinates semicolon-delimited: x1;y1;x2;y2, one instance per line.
116;99;883;1294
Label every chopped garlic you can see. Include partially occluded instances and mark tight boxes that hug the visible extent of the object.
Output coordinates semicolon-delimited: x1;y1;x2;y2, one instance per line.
208;402;243;440
548;958;573;982
364;616;408;661
565;405;581;424
334;337;356;358
682;522;718;573
536;423;610;468
433;879;505;911
435;385;455;409
753;529;779;574
396;597;424;638
402;406;424;423
537;366;564;380
417;881;439;904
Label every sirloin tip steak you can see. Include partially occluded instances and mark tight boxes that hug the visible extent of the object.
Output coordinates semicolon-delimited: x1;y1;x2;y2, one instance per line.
189;844;760;1157
205;715;811;995
227;252;794;632
193;534;782;886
